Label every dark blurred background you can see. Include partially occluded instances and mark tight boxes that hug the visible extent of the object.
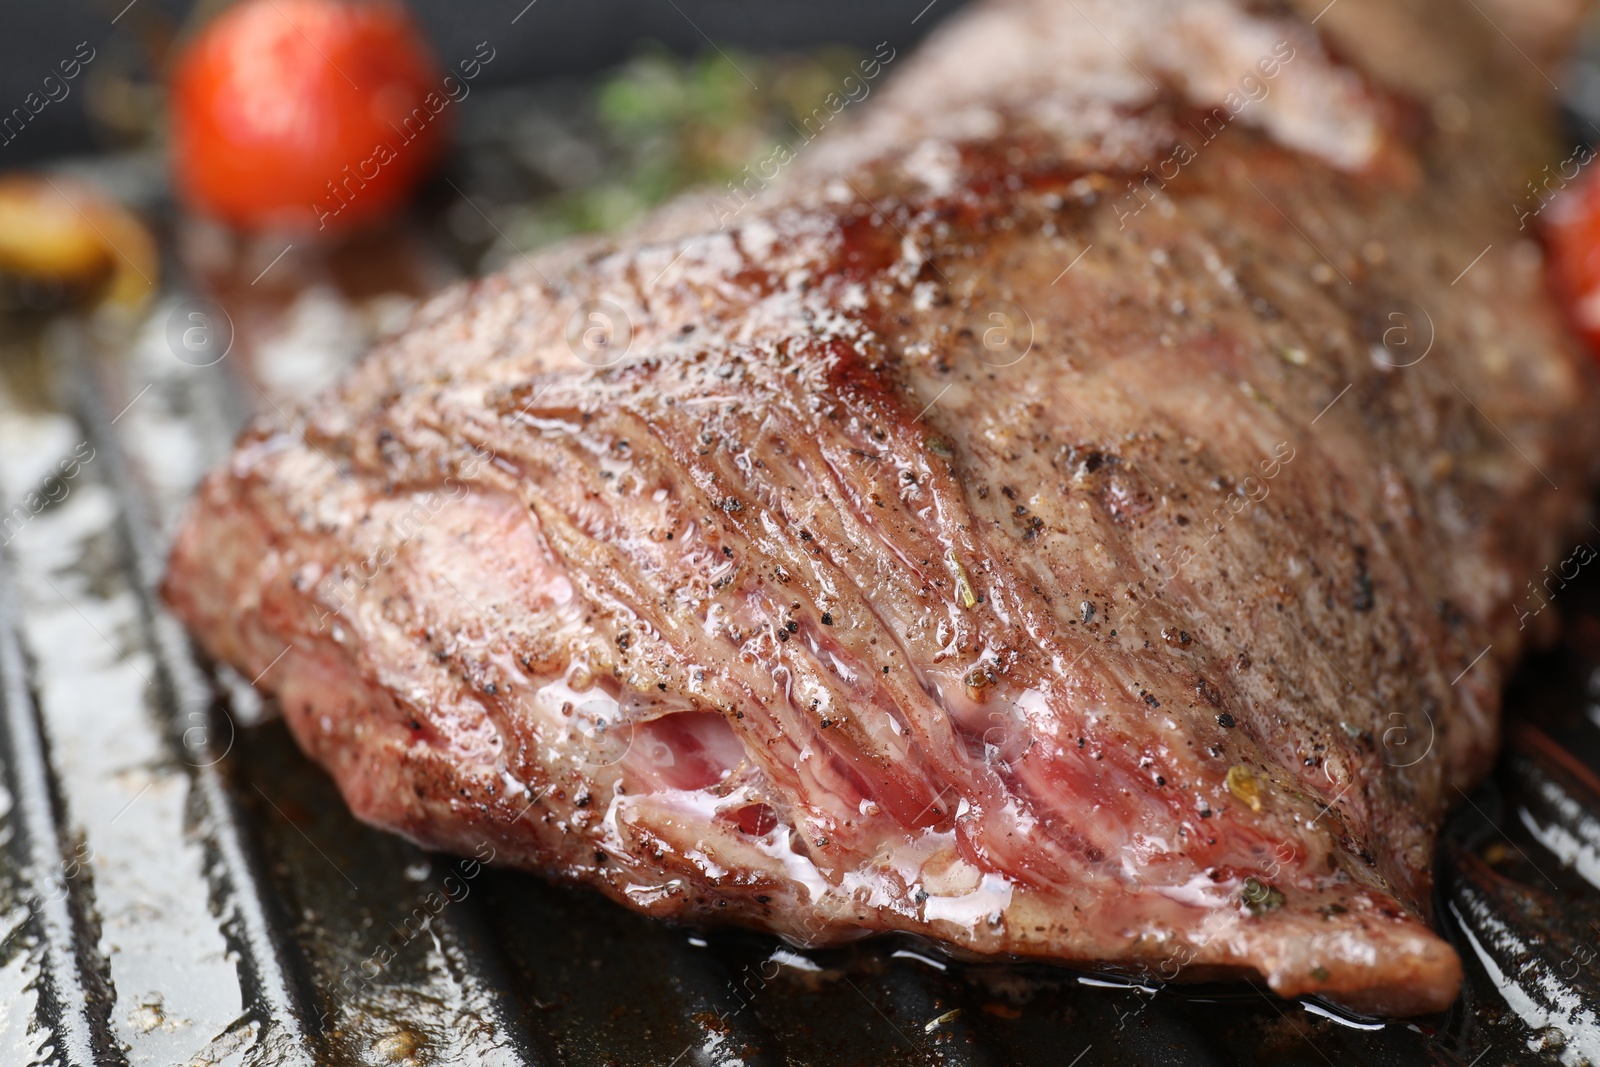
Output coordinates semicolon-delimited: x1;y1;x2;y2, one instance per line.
0;0;970;166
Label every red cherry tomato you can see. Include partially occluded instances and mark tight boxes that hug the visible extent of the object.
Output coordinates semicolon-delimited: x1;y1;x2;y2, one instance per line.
1546;164;1600;355
171;0;447;234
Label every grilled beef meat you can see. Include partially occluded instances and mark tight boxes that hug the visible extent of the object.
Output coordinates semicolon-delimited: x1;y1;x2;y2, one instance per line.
163;0;1600;1015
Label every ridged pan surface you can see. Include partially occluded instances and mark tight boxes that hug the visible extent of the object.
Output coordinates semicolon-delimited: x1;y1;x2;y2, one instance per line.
0;288;1595;1067
5;45;1600;1062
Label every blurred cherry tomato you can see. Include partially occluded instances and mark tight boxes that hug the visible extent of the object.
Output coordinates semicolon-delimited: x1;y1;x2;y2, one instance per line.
170;0;447;234
1546;162;1600;355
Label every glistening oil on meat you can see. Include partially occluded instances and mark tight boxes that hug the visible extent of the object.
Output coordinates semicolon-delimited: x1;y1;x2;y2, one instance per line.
163;0;1600;1017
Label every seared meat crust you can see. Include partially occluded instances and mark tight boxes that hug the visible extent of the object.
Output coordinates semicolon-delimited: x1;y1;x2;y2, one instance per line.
165;0;1600;1014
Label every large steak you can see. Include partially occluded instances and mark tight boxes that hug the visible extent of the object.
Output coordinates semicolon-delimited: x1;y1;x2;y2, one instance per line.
163;0;1600;1014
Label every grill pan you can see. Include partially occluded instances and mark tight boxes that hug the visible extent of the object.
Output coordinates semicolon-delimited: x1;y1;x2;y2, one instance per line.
4;27;1600;1067
3;211;1599;1067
